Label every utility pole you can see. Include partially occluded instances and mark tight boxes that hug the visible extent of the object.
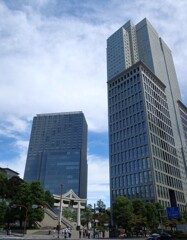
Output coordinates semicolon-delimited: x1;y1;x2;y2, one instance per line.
158;209;163;233
58;184;63;239
93;203;96;238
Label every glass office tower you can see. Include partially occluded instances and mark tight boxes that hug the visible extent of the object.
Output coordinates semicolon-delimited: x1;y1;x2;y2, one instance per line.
24;111;88;199
107;18;187;210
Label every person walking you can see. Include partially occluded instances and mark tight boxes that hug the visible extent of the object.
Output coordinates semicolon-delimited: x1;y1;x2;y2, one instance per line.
52;227;56;239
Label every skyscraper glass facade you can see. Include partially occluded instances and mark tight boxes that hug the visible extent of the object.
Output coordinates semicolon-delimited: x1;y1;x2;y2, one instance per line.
24;111;88;198
107;18;187;211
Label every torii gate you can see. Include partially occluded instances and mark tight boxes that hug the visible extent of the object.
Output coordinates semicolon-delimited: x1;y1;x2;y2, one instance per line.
53;189;86;229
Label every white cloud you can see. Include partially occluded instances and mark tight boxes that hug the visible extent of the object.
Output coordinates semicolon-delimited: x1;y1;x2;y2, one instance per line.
87;154;110;207
0;2;108;132
0;140;28;178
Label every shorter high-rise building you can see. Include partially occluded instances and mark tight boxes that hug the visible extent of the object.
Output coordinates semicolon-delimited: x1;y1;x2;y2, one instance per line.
24;111;88;198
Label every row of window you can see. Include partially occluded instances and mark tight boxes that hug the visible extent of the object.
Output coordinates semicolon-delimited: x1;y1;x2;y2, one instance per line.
109;96;143;115
179;109;187;144
147;107;172;134
144;84;167;105
180;109;187;126
154;157;180;178
147;107;171;129
109;92;143;115
110;121;146;137
110;111;144;132
152;145;178;167
110;133;148;148
109;110;144;127
109;82;141;104
112;184;154;199
108;69;139;90
158;200;186;212
143;73;166;100
149;121;173;143
155;171;183;190
111;171;153;188
151;138;176;157
111;157;152;175
111;143;149;159
145;91;169;117
150;129;174;147
144;83;167;108
157;185;185;203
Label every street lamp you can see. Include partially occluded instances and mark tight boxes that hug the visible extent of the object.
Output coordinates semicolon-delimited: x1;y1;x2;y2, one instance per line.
158;209;163;233
11;204;28;235
57;184;63;239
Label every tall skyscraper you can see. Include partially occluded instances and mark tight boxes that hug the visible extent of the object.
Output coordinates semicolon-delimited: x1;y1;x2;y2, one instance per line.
24;111;88;199
107;18;187;211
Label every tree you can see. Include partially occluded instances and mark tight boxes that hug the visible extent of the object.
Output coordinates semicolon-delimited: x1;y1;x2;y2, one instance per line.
10;181;30;228
145;202;159;230
10;181;45;228
0;201;7;226
97;208;110;231
7;176;23;199
180;210;187;224
62;207;77;222
97;199;106;211
28;181;45;225
81;204;93;227
132;199;147;235
45;190;54;208
0;172;8;198
113;196;133;230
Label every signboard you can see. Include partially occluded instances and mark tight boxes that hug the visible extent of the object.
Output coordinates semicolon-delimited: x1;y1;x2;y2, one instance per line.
167;207;180;219
32;204;38;209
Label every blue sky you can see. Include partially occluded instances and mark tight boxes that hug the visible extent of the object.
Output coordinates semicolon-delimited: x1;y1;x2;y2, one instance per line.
0;0;187;208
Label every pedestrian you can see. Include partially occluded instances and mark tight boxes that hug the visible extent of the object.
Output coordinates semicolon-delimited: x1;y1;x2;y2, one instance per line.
83;229;86;238
79;229;82;238
62;228;65;239
85;229;88;238
64;228;67;239
52;227;56;239
88;229;91;239
68;227;72;238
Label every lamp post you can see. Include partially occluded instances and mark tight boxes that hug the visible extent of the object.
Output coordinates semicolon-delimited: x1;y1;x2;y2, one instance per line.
11;204;28;235
58;184;63;239
93;203;96;239
158;209;163;233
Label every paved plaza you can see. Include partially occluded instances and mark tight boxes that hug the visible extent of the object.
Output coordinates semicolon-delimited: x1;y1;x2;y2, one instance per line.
0;230;147;240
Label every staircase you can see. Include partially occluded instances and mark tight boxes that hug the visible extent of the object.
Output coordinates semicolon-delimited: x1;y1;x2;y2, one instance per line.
36;206;76;229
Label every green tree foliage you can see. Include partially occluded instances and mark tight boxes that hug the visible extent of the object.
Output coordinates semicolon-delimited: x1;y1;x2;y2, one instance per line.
97;208;110;230
132;199;147;234
0;172;8;198
112;197;166;233
97;199;106;210
62;207;77;222
180;210;187;223
28;181;45;224
145;202;159;230
0;201;7;226
10;181;30;228
7;176;23;199
45;190;54;208
81;204;93;226
10;181;45;228
113;196;133;230
132;199;146;216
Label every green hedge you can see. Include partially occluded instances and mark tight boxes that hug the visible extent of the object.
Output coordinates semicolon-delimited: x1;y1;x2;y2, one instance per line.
173;231;187;239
